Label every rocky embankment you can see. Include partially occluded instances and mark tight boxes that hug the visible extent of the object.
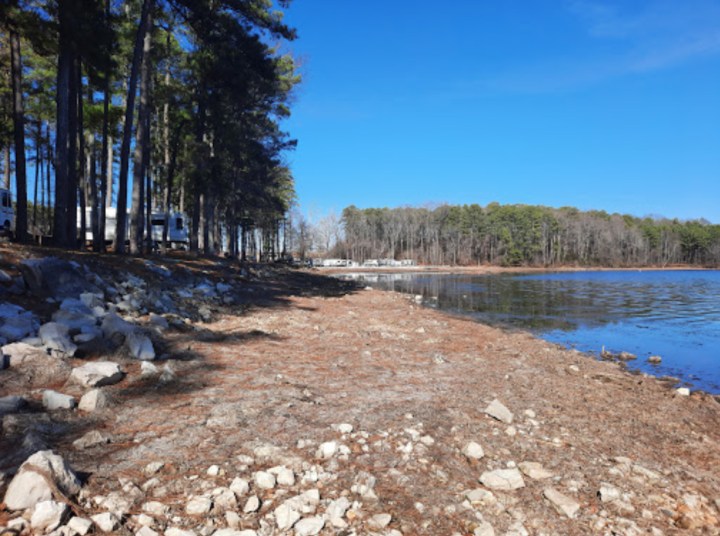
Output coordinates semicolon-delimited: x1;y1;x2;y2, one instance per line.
0;245;719;536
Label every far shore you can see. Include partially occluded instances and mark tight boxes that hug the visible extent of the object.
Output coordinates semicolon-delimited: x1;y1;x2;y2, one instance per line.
319;263;717;275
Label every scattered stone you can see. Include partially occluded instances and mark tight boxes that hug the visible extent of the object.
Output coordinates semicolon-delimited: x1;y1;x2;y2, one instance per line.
230;477;250;497
465;488;496;505
317;441;338;459
186;496;212;515
70;361;124;387
141;360;160;377
31;500;68;533
598;483;622;503
254;470;276;489
367;513;392;530
207;464;220;476
276;467;295;486
165;528;197;536
20;257;102;299
67;516;93;535
3;450;82;511
42;389;76;410
101;312;135;339
243;495;260;513
0;394;27;416
676;387;690;396
275;503;301;530
150;313;169;330
648;355;662;364
618;351;637;361
39;321;77;356
73;430;111;449
484;399;513;424
79;388;109;412
137;527;160;536
126;331;156;360
479;468;525;491
143;501;170;516
518;461;553;480
294;516;325;536
474;521;496;536
0;305;38;342
462;441;485;460
326;497;351;528
333;423;354;434
92;511;121;532
212;487;237;510
543;487;580;518
144;461;165;476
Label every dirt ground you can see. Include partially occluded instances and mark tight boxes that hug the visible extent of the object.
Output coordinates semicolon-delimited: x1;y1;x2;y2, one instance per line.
1;244;719;535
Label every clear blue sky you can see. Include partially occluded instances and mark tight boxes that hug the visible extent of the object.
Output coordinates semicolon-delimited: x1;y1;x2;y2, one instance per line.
282;1;720;223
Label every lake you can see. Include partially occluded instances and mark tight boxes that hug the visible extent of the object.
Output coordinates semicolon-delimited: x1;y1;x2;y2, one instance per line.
343;270;720;394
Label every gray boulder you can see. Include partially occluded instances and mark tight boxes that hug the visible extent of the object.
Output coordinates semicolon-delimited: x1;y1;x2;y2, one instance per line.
19;257;102;299
39;322;77;356
70;361;124;387
101;312;135;340
0;303;38;342
126;331;155;360
78;388;109;412
0;395;28;416
3;450;82;511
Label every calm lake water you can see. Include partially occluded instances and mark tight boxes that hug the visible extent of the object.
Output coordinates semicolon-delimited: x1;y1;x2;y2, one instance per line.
344;270;720;394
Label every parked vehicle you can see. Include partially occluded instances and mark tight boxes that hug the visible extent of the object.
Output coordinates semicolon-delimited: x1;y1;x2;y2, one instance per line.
76;208;188;248
0;188;14;235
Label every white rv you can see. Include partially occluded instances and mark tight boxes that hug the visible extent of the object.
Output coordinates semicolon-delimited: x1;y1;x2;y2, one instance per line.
0;188;14;235
76;208;188;248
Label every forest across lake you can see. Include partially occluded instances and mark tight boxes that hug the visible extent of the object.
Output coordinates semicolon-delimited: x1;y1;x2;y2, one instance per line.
345;269;720;394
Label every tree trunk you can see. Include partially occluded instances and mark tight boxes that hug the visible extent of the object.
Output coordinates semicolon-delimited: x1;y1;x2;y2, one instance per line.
130;4;153;255
10;29;28;242
115;0;152;254
99;0;111;251
54;4;72;247
32;122;41;233
77;60;86;248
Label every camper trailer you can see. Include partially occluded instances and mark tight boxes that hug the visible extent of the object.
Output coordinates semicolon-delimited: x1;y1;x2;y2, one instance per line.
0;188;14;235
76;208;188;248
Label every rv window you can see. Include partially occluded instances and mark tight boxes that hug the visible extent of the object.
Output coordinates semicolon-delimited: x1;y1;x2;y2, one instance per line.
151;219;165;226
1;193;8;207
176;218;183;230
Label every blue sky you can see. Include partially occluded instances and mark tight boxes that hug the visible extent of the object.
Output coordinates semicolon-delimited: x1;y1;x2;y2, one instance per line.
282;1;720;223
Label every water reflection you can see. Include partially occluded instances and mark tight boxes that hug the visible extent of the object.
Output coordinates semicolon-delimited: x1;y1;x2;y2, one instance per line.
342;270;720;393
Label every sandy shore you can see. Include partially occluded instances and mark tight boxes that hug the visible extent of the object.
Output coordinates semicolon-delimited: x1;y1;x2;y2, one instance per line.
1;247;719;535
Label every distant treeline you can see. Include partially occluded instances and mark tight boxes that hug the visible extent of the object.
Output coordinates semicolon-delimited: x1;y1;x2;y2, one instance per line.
340;204;720;267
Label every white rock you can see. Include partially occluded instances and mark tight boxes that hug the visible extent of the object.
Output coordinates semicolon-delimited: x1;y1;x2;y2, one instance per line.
143;501;170;516
334;423;354;434
212;487;237;510
70;361;124;387
543;487;580;518
316;441;337;459
207;465;220;476
126;331;156;361
484;399;513;424
243;495;260;513
43;389;76;410
275;503;301;530
165;528;197;536
229;477;249;497
31;500;68;532
3;450;81;511
39;321;77;356
676;387;690;396
79;388;109;412
465;488;496;505
73;430;110;449
144;461;164;475
294;516;325;536
276;467;295;486
598;483;622;503
367;513;392;530
474;521;496;536
326;497;351;528
68;516;93;536
101;312;135;338
186;496;212;515
479;468;525;491
92;511;121;532
254;470;276;490
141;361;160;377
518;461;553;480
462;441;485;460
137;527;160;536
